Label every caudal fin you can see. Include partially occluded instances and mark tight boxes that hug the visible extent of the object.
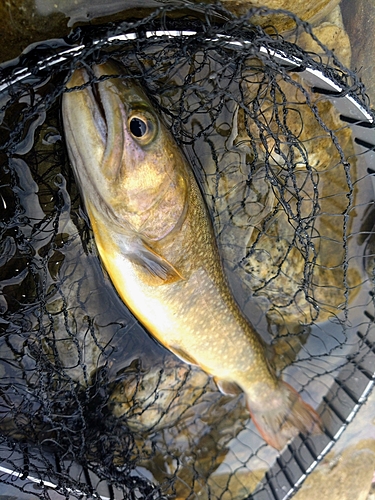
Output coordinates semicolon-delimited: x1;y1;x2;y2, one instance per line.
247;381;322;450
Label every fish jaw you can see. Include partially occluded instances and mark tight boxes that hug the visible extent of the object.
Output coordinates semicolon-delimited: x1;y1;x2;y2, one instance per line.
62;67;108;203
62;63;149;218
62;61;189;240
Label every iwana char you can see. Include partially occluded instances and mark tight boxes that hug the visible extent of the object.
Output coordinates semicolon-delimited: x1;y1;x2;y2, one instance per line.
62;60;322;449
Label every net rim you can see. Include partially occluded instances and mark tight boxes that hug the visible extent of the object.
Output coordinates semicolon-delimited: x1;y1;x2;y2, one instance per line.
1;18;375;500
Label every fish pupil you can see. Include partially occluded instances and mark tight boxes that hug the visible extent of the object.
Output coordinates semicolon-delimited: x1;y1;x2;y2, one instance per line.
130;117;147;138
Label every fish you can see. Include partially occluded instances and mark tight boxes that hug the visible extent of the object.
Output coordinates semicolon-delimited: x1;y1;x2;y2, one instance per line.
62;59;322;450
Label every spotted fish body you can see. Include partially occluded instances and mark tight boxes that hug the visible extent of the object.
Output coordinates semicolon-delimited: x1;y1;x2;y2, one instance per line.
62;60;321;449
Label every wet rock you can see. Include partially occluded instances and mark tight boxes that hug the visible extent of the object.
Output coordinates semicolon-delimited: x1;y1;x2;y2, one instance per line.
0;0;67;63
218;0;341;33
297;5;351;66
342;0;375;102
295;439;375;500
0;0;346;64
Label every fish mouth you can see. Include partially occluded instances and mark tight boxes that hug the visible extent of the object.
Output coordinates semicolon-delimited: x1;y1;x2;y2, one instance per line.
63;64;125;226
90;75;108;144
64;61;186;235
65;64;111;147
90;64;129;182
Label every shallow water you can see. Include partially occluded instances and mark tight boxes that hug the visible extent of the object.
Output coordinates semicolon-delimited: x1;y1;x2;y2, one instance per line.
0;0;342;63
0;1;375;499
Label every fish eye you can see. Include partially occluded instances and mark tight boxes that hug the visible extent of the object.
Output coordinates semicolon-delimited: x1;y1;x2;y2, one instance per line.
128;113;156;144
129;117;148;138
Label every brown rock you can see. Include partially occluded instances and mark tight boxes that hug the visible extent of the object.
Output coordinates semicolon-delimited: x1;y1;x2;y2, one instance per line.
297;19;352;67
342;0;375;102
0;0;67;63
295;439;375;500
218;0;341;33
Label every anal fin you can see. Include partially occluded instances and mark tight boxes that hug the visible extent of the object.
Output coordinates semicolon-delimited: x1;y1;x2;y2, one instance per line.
214;378;242;396
169;345;199;366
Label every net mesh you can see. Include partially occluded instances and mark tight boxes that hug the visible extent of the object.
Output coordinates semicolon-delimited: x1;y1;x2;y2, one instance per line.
0;4;375;499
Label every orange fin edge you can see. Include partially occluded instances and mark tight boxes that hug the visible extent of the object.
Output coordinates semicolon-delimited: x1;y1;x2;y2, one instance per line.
246;381;323;450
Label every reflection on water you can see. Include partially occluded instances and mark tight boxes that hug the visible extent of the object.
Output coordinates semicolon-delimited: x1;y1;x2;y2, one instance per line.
0;1;375;499
0;0;346;63
35;0;163;26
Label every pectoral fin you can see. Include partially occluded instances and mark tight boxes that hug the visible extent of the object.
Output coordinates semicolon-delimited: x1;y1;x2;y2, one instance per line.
127;240;184;284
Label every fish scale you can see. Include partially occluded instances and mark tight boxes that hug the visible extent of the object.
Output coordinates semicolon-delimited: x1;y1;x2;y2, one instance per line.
62;59;322;450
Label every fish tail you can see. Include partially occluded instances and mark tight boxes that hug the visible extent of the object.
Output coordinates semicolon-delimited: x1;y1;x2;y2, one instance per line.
246;381;322;450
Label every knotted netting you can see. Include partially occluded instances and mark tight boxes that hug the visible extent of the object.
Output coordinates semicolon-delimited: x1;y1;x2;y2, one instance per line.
1;4;375;499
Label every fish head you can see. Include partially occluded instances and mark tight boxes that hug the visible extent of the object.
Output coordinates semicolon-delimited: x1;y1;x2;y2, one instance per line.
62;60;188;241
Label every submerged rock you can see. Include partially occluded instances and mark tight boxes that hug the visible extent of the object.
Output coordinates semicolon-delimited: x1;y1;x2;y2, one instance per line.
295;439;375;500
